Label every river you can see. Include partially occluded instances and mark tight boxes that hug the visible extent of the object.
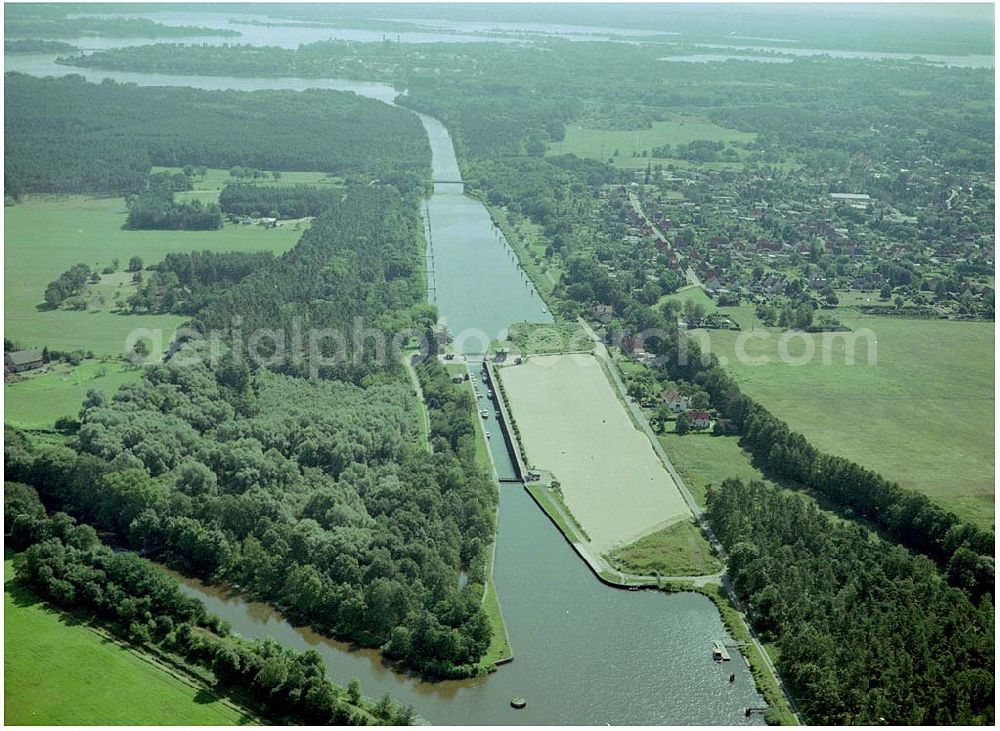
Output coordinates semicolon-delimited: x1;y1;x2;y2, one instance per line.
5;51;764;725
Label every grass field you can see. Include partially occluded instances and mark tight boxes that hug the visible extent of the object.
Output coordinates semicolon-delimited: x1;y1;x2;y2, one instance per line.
608;519;722;576
5;359;144;429
699;313;995;528
5;193;305;430
548;117;756;166
659;431;771;508
5;195;303;357
493;321;595;356
4;559;254;725
499;354;691;553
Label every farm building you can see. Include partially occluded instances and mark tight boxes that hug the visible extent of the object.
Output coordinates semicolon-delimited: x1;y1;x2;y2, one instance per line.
5;349;43;373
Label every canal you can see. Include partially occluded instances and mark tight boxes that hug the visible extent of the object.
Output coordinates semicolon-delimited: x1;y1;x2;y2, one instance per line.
6;51;764;725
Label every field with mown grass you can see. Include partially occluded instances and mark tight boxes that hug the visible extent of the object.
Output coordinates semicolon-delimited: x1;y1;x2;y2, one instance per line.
680;302;994;528
5;195;303;355
4;193;308;429
4;559;254;726
659;431;771;508
547;117;756;168
4;359;144;429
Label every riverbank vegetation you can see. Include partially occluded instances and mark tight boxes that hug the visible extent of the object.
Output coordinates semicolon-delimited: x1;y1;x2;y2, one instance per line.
4;559;255;725
5;483;413;725
5;38;78;53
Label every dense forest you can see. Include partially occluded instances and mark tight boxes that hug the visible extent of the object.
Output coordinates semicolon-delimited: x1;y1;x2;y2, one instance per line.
8;178;498;678
6;356;495;677
5;481;415;725
4;73;430;196
59;39;993;177
218;182;339;219
707;478;994;725
128;250;276;315
189;185;427;381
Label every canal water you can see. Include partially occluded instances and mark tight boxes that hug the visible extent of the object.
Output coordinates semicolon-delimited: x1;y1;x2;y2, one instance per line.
5;51;764;725
418;110;551;350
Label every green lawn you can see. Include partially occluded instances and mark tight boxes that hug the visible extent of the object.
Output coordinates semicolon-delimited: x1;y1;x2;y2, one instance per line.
608;519;722;576
496;321;594;356
5;195;303;357
548;116;756;162
5;359;144;429
659;431;771;508
4;560;254;725
700;313;995;529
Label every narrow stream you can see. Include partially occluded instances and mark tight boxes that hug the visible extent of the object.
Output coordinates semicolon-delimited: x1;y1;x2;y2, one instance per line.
6;50;764;725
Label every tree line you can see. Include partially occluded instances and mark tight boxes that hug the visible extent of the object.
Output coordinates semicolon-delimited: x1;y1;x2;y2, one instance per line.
43;263;91;309
126;189;223;231
218;182;339;219
695;365;994;597
5;481;414;725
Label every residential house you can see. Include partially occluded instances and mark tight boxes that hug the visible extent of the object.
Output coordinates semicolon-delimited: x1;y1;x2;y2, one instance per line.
688;409;712;430
5;349;43;373
660;388;688;413
594;304;615;324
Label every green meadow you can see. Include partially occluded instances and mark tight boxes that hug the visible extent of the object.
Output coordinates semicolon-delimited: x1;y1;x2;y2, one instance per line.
659;430;771;508
548;116;756;168
5;195;303;355
4;559;254;726
4;359;143;429
697;311;995;529
4;193;308;430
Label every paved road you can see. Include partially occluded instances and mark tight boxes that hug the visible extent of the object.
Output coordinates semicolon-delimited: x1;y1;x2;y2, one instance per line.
627;192;701;288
